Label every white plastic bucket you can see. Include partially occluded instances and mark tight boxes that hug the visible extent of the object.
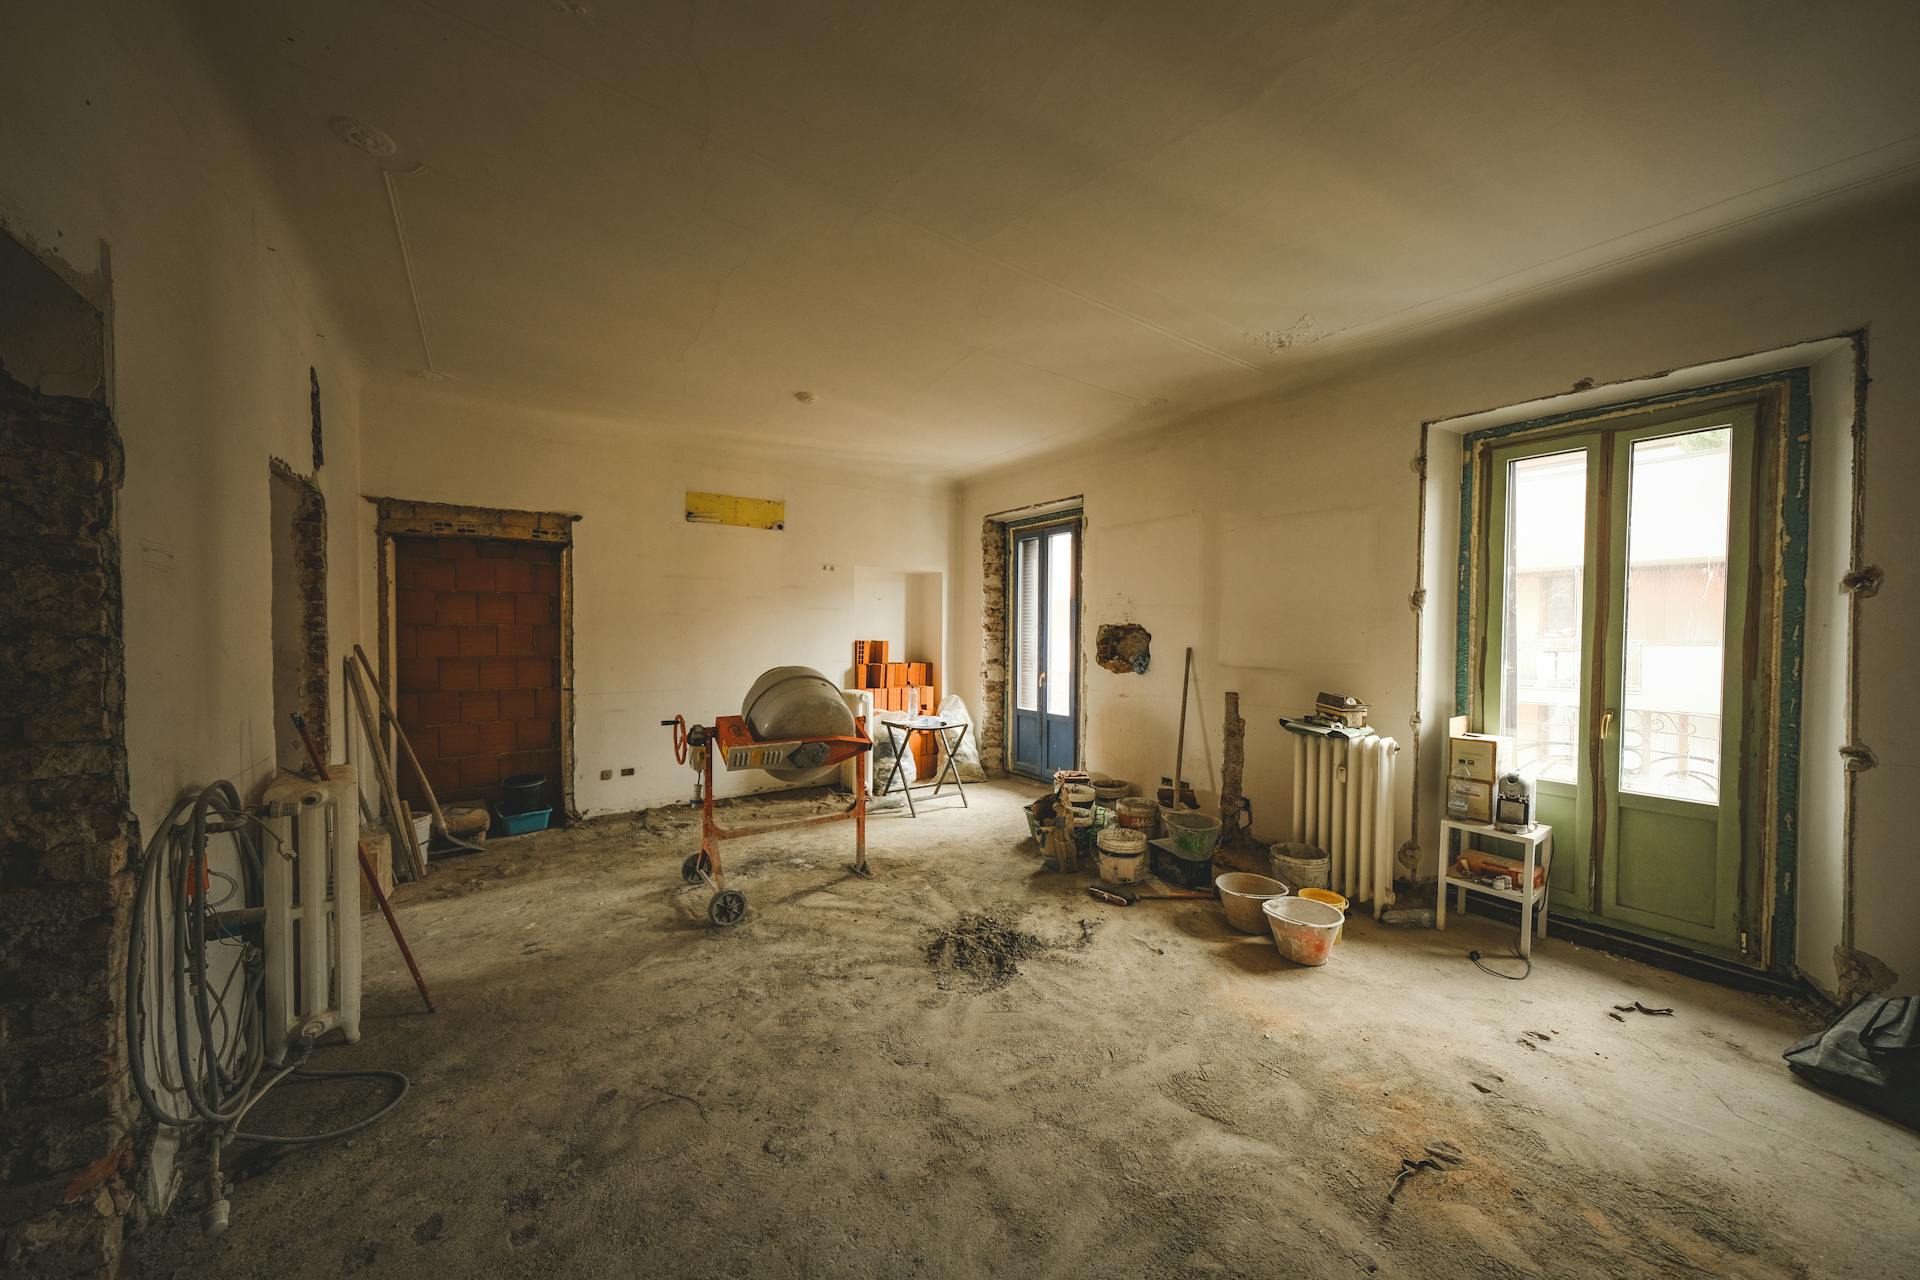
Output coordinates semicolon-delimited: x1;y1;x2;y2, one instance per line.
1263;895;1344;966
1214;873;1289;934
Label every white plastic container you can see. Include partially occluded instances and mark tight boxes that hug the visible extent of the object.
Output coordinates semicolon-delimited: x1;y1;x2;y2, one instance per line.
1263;895;1345;966
1214;873;1289;934
1095;827;1148;884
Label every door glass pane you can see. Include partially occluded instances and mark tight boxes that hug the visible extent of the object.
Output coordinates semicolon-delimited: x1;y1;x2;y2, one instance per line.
1501;450;1586;783
1619;427;1731;801
1045;529;1073;717
1015;536;1040;712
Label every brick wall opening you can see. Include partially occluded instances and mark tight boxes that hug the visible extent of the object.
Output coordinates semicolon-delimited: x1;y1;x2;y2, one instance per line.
0;230;138;1274
268;460;327;774
393;536;563;815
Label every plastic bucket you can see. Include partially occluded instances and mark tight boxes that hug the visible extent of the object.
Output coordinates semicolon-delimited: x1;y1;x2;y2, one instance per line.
1263;895;1344;966
1214;873;1289;934
1116;797;1158;833
501;772;547;816
1297;888;1348;943
1096;828;1148;884
1269;842;1330;890
1163;810;1222;856
1074;806;1105;837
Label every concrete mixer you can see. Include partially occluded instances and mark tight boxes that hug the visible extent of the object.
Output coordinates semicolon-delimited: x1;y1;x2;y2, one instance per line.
661;666;873;926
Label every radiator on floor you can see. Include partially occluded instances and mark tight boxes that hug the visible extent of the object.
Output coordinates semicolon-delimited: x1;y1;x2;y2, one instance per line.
1291;735;1399;914
261;768;361;1064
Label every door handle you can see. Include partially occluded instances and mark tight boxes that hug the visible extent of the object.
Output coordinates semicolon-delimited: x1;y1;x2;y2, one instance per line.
1599;708;1615;740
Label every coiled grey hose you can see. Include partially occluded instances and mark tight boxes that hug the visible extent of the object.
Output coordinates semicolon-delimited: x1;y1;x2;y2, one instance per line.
127;780;408;1147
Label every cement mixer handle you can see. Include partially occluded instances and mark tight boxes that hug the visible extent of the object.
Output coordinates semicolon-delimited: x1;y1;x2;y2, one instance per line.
663;715;690;765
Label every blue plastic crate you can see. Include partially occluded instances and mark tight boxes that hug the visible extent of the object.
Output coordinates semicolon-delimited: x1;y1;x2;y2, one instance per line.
495;807;551;837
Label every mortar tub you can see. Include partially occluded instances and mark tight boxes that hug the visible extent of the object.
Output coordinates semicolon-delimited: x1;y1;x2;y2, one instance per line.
1214;873;1290;934
1263;895;1344;967
1297;887;1349;943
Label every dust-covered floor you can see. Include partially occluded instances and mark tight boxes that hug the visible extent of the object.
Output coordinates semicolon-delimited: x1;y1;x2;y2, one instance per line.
135;780;1920;1279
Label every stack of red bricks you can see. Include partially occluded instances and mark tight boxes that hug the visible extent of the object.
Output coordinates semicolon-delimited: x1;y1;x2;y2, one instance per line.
851;640;939;774
393;537;563;810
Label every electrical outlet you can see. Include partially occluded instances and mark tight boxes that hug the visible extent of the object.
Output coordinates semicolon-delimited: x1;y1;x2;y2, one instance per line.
620;767;635;776
599;769;612;781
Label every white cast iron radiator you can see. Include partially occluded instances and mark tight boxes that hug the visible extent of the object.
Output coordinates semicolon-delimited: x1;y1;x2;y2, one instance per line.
260;768;361;1063
1291;735;1399;915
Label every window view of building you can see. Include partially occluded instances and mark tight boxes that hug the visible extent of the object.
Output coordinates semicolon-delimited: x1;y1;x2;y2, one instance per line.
1501;427;1731;801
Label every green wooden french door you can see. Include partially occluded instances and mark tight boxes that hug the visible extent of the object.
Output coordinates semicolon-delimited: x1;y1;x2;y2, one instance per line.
1482;404;1761;957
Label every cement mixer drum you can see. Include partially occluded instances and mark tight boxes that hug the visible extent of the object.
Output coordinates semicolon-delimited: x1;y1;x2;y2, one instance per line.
741;666;856;783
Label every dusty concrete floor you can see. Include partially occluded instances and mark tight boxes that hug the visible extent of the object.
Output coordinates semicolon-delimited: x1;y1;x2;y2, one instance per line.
137;780;1919;1279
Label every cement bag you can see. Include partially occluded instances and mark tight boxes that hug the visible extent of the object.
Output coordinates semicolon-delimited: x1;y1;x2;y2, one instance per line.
869;710;917;795
937;694;987;782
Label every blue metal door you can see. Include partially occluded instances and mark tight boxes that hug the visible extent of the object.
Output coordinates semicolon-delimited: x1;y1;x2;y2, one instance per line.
1010;518;1079;779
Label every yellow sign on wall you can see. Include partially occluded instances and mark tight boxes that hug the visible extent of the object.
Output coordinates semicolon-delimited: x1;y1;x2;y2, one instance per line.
684;491;786;530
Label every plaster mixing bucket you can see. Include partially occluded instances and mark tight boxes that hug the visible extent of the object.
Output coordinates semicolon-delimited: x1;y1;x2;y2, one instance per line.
1263;895;1344;967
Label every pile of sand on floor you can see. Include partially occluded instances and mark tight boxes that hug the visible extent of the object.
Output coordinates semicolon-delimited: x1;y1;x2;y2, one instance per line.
924;907;1094;991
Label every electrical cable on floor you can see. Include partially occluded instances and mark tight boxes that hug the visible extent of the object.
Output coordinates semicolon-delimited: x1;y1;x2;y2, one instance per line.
126;779;409;1229
228;1059;410;1146
1468;943;1532;980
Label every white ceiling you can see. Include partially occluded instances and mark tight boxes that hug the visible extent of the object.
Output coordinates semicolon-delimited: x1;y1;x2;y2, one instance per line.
184;0;1920;475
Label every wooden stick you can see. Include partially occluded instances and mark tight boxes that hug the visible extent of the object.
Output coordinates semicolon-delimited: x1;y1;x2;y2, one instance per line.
359;848;435;1013
1171;646;1194;812
345;657;426;879
289;712;330;781
353;644;485;855
352;644;450;836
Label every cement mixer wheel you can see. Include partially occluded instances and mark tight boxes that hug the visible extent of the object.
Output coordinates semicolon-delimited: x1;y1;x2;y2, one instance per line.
708;889;747;927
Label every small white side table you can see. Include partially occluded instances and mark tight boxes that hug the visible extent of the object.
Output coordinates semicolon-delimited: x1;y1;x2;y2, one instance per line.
1436;818;1553;957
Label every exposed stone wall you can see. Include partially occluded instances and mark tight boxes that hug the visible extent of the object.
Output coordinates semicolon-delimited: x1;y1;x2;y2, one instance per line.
0;373;139;1277
977;517;1008;772
268;459;328;767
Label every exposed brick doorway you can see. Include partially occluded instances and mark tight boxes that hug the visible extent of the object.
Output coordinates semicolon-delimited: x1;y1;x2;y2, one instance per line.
372;499;578;820
0;232;137;1270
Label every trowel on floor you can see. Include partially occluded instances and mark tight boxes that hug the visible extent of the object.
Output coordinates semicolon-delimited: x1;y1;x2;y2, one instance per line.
1087;880;1214;906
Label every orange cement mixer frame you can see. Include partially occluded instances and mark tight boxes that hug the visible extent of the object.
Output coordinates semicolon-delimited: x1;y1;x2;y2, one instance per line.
665;713;872;926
